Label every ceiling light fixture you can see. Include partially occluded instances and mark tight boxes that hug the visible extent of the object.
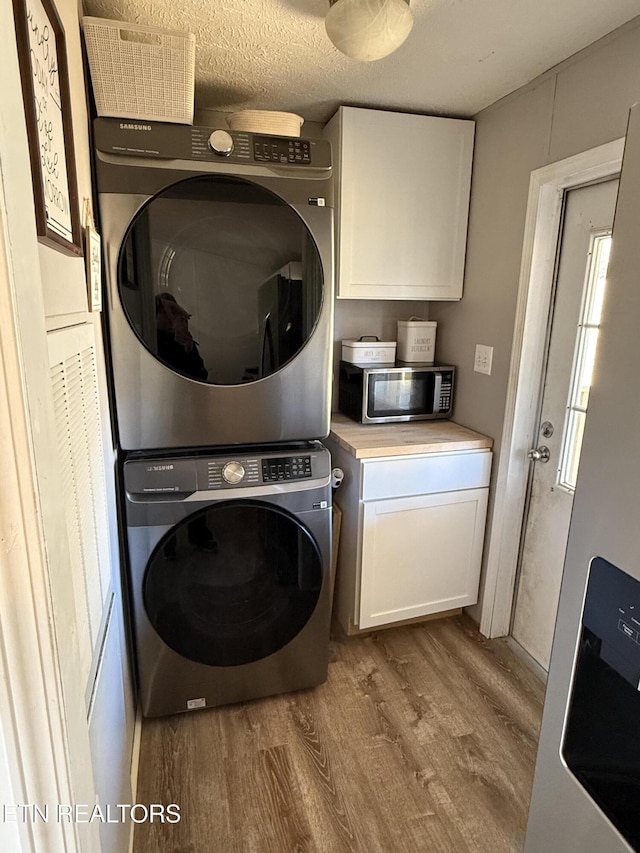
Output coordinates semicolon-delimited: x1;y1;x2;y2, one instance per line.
325;0;414;62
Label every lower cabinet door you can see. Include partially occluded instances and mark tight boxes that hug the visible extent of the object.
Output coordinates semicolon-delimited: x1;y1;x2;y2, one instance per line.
359;488;488;629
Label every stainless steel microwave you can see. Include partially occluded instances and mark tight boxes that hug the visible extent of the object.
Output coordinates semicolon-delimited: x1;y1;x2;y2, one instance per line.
338;361;455;424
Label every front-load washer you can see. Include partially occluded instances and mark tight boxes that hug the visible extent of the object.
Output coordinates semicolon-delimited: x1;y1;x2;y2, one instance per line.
94;118;334;450
122;442;333;717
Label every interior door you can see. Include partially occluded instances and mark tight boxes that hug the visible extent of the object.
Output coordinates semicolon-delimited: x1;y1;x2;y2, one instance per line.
511;179;618;670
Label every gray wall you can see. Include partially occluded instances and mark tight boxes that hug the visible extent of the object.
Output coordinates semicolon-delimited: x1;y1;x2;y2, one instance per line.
429;16;640;623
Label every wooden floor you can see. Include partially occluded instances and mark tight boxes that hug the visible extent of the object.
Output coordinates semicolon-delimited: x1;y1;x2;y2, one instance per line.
133;616;545;853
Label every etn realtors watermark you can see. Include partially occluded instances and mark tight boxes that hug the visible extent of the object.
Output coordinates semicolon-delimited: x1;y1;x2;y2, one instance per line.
2;803;181;824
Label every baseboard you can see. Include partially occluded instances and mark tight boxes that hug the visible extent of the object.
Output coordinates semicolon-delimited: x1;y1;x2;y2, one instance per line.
505;636;548;684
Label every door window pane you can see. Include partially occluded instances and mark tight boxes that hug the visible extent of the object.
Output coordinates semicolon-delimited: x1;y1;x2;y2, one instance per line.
563;409;587;491
559;234;612;491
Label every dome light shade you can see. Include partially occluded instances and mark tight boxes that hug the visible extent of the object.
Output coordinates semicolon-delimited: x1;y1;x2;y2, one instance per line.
325;0;413;62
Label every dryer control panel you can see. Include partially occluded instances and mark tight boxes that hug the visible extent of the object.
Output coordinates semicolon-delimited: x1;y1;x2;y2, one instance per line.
93;117;331;170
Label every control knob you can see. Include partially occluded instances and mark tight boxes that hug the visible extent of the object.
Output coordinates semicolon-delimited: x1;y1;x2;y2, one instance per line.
222;461;245;484
208;130;234;156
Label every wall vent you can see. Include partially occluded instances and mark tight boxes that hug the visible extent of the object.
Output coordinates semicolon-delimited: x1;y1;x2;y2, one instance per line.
48;324;112;687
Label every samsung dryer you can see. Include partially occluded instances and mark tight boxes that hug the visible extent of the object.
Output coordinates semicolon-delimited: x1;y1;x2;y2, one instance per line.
122;442;333;717
94;118;334;450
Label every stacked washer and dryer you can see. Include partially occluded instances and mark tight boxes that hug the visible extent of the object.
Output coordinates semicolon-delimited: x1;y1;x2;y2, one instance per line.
94;118;335;717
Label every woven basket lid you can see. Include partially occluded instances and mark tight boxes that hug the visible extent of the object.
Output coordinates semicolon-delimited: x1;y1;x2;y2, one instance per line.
228;110;304;137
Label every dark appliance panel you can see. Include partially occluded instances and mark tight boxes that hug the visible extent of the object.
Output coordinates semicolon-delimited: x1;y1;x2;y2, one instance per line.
562;557;640;851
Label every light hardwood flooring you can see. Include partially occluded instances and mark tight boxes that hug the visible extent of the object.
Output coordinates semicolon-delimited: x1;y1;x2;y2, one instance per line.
133;616;545;853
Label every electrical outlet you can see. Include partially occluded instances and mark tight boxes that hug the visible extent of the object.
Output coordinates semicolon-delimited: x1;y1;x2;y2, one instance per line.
474;344;493;375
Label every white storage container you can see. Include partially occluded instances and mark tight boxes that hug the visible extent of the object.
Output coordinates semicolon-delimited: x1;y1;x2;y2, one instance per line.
82;18;195;124
342;338;396;365
397;319;437;363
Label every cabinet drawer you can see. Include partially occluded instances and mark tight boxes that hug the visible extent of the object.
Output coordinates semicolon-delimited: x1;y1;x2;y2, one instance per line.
361;450;491;502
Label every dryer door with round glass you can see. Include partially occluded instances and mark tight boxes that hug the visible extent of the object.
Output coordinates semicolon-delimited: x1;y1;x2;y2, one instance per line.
119;175;324;386
143;500;324;667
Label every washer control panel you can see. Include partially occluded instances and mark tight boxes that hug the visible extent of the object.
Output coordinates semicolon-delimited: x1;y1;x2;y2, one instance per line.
207;454;314;487
124;443;329;498
262;455;312;482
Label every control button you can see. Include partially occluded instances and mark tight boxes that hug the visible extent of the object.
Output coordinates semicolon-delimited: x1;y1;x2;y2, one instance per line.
618;619;639;642
209;130;234;156
261;455;313;481
222;461;245;484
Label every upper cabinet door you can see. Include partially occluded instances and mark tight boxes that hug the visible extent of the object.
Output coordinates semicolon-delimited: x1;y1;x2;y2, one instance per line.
324;106;474;300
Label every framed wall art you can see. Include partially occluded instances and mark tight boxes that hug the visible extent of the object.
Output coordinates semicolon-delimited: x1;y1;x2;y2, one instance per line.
83;202;102;312
12;0;83;255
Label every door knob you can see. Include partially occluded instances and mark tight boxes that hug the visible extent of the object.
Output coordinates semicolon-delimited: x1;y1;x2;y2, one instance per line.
528;445;551;463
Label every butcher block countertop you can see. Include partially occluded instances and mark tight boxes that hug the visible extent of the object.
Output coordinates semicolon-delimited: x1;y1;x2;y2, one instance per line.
329;414;493;459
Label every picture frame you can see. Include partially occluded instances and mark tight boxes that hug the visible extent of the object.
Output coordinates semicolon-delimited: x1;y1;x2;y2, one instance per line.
84;214;102;312
12;0;83;256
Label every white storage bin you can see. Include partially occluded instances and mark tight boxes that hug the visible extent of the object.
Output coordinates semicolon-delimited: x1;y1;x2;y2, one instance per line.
397;319;437;363
342;338;396;365
82;18;195;124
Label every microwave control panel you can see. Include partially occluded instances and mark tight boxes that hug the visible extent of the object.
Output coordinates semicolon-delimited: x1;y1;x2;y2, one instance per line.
438;370;454;413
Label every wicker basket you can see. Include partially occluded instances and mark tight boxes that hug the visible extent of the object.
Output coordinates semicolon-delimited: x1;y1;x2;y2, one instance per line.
228;110;304;137
82;17;195;124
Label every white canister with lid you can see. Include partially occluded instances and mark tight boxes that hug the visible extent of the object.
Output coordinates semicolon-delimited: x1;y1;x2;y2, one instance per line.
341;336;396;365
396;318;437;363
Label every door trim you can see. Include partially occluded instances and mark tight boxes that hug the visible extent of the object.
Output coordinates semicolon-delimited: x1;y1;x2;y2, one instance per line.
0;173;81;852
479;138;624;639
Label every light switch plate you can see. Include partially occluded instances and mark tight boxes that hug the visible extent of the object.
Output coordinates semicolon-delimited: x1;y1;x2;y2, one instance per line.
474;344;493;375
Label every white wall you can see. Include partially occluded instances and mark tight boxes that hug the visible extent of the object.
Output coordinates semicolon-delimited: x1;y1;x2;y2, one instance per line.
430;17;640;624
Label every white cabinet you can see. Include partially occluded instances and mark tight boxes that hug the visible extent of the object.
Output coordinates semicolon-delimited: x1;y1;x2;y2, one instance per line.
360;487;488;629
323;106;474;301
325;437;491;634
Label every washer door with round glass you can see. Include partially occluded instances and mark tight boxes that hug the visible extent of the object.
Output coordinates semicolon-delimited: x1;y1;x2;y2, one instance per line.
118;175;324;386
143;500;324;667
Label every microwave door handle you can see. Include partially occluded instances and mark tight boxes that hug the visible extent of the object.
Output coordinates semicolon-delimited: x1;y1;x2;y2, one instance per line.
433;371;443;412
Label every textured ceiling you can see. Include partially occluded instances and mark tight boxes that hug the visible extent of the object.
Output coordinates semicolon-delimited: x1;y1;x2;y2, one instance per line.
82;0;640;124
